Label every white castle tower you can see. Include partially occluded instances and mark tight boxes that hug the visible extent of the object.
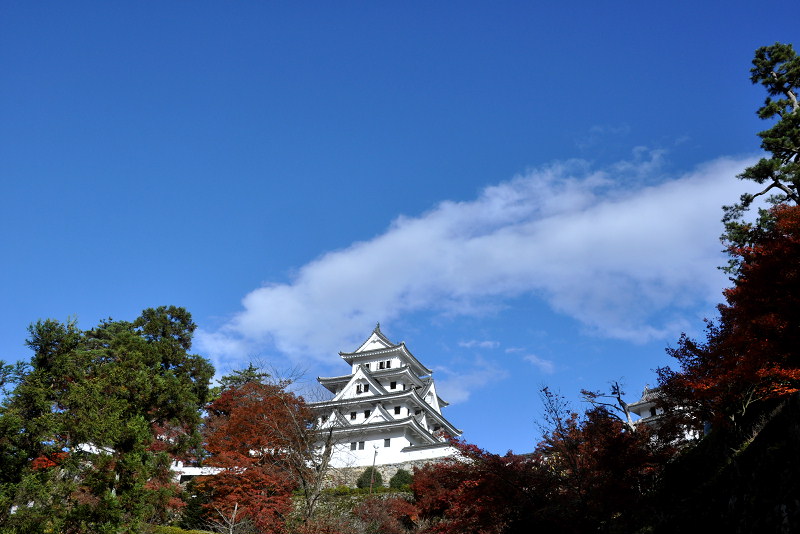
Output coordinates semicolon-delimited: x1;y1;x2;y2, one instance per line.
310;324;462;468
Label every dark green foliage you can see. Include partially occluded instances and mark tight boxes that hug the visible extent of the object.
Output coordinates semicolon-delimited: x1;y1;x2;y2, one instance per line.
0;307;214;533
0;361;26;407
389;469;413;489
210;363;271;400
178;479;211;531
356;467;383;489
724;42;800;272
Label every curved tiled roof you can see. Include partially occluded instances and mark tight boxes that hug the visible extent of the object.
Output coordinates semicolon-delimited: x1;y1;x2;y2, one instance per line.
628;386;662;409
308;387;461;437
321;416;442;445
318;365;427;393
339;343;432;376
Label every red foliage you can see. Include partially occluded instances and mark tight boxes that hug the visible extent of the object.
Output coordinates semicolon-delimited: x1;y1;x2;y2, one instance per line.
290;513;360;534
537;406;668;528
354;496;418;534
660;205;800;424
30;451;68;470
200;380;310;533
31;455;57;471
411;440;555;534
410;409;668;534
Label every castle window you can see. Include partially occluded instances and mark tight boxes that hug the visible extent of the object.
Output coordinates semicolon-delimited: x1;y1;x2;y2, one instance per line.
390;381;397;389
384;438;390;447
386;360;391;368
350;412;356;420
358;441;365;450
364;363;370;370
351;442;357;450
364;384;370;392
434;425;441;432
364;410;371;418
356;385;362;393
415;409;421;416
394;406;401;415
649;407;657;417
379;362;385;369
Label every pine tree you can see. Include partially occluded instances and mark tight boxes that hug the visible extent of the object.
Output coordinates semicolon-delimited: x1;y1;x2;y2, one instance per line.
723;42;800;273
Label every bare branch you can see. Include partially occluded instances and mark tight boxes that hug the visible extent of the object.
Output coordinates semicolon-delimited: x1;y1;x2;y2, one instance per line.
581;381;637;432
750;180;800;204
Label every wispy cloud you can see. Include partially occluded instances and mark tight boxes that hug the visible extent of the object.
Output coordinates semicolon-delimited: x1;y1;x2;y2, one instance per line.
575;123;631;150
434;358;509;404
458;340;500;349
524;354;556;374
196;151;756;368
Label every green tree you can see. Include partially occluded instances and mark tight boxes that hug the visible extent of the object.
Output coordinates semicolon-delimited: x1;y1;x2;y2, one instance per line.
389;468;413;489
724;42;800;270
0;306;214;533
356;467;383;489
209;363;271;401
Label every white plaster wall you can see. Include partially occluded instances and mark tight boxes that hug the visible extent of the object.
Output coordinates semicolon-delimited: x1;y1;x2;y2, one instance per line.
324;424;455;468
352;356;401;375
327;438;456;468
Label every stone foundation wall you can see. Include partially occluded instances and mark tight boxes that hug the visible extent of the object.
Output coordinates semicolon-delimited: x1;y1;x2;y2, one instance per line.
324;458;448;488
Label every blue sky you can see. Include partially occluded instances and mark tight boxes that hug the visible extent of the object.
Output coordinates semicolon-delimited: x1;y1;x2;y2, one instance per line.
1;2;796;454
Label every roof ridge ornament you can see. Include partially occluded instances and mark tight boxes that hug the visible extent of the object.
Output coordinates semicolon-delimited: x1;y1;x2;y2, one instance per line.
374;322;381;334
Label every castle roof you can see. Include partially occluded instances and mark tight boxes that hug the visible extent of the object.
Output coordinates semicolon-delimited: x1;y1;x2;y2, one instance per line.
318;364;427;394
311;385;461;437
317;415;452;445
338;324;432;376
628;386;662;410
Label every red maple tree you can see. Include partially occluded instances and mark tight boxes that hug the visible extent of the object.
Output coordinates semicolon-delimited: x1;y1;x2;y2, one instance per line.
411;440;556;534
410;391;669;534
659;204;800;426
199;380;310;533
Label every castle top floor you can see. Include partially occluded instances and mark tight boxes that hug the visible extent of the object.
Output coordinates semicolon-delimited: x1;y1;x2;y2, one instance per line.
337;324;432;377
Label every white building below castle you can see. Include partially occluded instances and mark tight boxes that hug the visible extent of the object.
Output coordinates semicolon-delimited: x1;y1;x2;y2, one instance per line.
310;325;462;468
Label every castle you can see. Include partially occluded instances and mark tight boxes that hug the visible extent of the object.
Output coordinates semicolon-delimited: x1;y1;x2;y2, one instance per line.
310;324;461;468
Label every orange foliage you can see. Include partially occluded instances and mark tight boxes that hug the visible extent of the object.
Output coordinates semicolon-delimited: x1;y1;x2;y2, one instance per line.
30;451;68;471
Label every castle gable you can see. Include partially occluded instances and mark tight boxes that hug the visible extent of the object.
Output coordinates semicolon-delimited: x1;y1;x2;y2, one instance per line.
333;365;387;402
353;323;397;353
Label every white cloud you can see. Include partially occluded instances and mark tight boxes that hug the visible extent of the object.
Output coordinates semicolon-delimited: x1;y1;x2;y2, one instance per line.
524;354;556;375
433;358;509;404
458;340;500;349
196;152;756;367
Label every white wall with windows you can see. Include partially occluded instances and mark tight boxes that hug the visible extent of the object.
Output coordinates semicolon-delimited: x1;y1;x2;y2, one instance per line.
327;430;455;468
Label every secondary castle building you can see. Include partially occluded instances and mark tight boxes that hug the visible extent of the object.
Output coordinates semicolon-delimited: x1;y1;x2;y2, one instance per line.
310;325;462;468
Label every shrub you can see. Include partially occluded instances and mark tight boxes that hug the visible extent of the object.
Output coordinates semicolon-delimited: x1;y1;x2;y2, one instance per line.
356;467;383;489
322;485;395;496
354;496;417;534
389;469;413;489
145;525;214;534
